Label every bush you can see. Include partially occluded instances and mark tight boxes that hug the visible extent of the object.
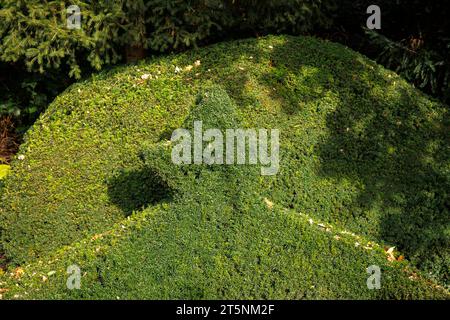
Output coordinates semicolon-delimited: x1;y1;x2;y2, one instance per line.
366;30;450;105
0;0;334;78
2;195;447;299
0;0;335;127
0;35;448;297
332;0;450;105
0;0;141;78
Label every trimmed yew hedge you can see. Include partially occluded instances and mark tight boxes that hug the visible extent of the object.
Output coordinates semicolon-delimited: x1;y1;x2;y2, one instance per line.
0;35;448;298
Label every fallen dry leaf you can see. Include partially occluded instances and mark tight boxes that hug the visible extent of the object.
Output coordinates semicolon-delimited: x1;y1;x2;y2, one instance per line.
263;198;274;209
91;234;103;241
408;272;419;281
13;267;24;279
385;246;396;262
386;246;395;254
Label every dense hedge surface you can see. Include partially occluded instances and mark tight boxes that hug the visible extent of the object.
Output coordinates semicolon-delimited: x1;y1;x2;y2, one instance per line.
1;202;447;299
0;36;448;298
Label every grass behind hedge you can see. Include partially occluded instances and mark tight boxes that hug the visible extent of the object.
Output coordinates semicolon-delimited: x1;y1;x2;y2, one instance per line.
0;35;448;293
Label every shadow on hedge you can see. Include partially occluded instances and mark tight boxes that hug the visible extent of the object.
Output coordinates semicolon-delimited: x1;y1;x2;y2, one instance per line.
107;168;175;216
109;37;448;284
269;37;448;284
318;78;449;283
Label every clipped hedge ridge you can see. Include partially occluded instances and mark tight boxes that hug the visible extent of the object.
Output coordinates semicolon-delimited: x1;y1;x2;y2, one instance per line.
0;35;448;297
0;200;448;299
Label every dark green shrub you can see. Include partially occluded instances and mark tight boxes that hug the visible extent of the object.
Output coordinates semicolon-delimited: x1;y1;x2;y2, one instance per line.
0;0;335;127
333;0;450;105
2;192;447;299
366;30;450;105
0;0;334;78
223;0;335;35
0;62;69;131
1;86;448;299
0;0;143;78
0;36;448;297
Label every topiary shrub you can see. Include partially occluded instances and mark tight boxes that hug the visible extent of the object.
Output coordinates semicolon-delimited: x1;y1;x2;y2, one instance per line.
0;35;448;298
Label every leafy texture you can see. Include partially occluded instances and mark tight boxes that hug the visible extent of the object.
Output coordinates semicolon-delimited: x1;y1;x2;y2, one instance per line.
0;36;448;298
0;165;10;179
0;0;334;78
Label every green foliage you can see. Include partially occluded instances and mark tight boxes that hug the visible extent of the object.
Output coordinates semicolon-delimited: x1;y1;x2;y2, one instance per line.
0;0;335;127
227;0;335;33
0;36;448;298
0;0;334;78
145;0;225;51
0;0;138;78
333;0;450;105
0;61;74;132
366;30;450;104
2;198;447;299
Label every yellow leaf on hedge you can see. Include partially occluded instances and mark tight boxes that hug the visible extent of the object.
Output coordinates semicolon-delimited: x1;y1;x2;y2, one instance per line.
263;198;274;209
0;165;10;180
